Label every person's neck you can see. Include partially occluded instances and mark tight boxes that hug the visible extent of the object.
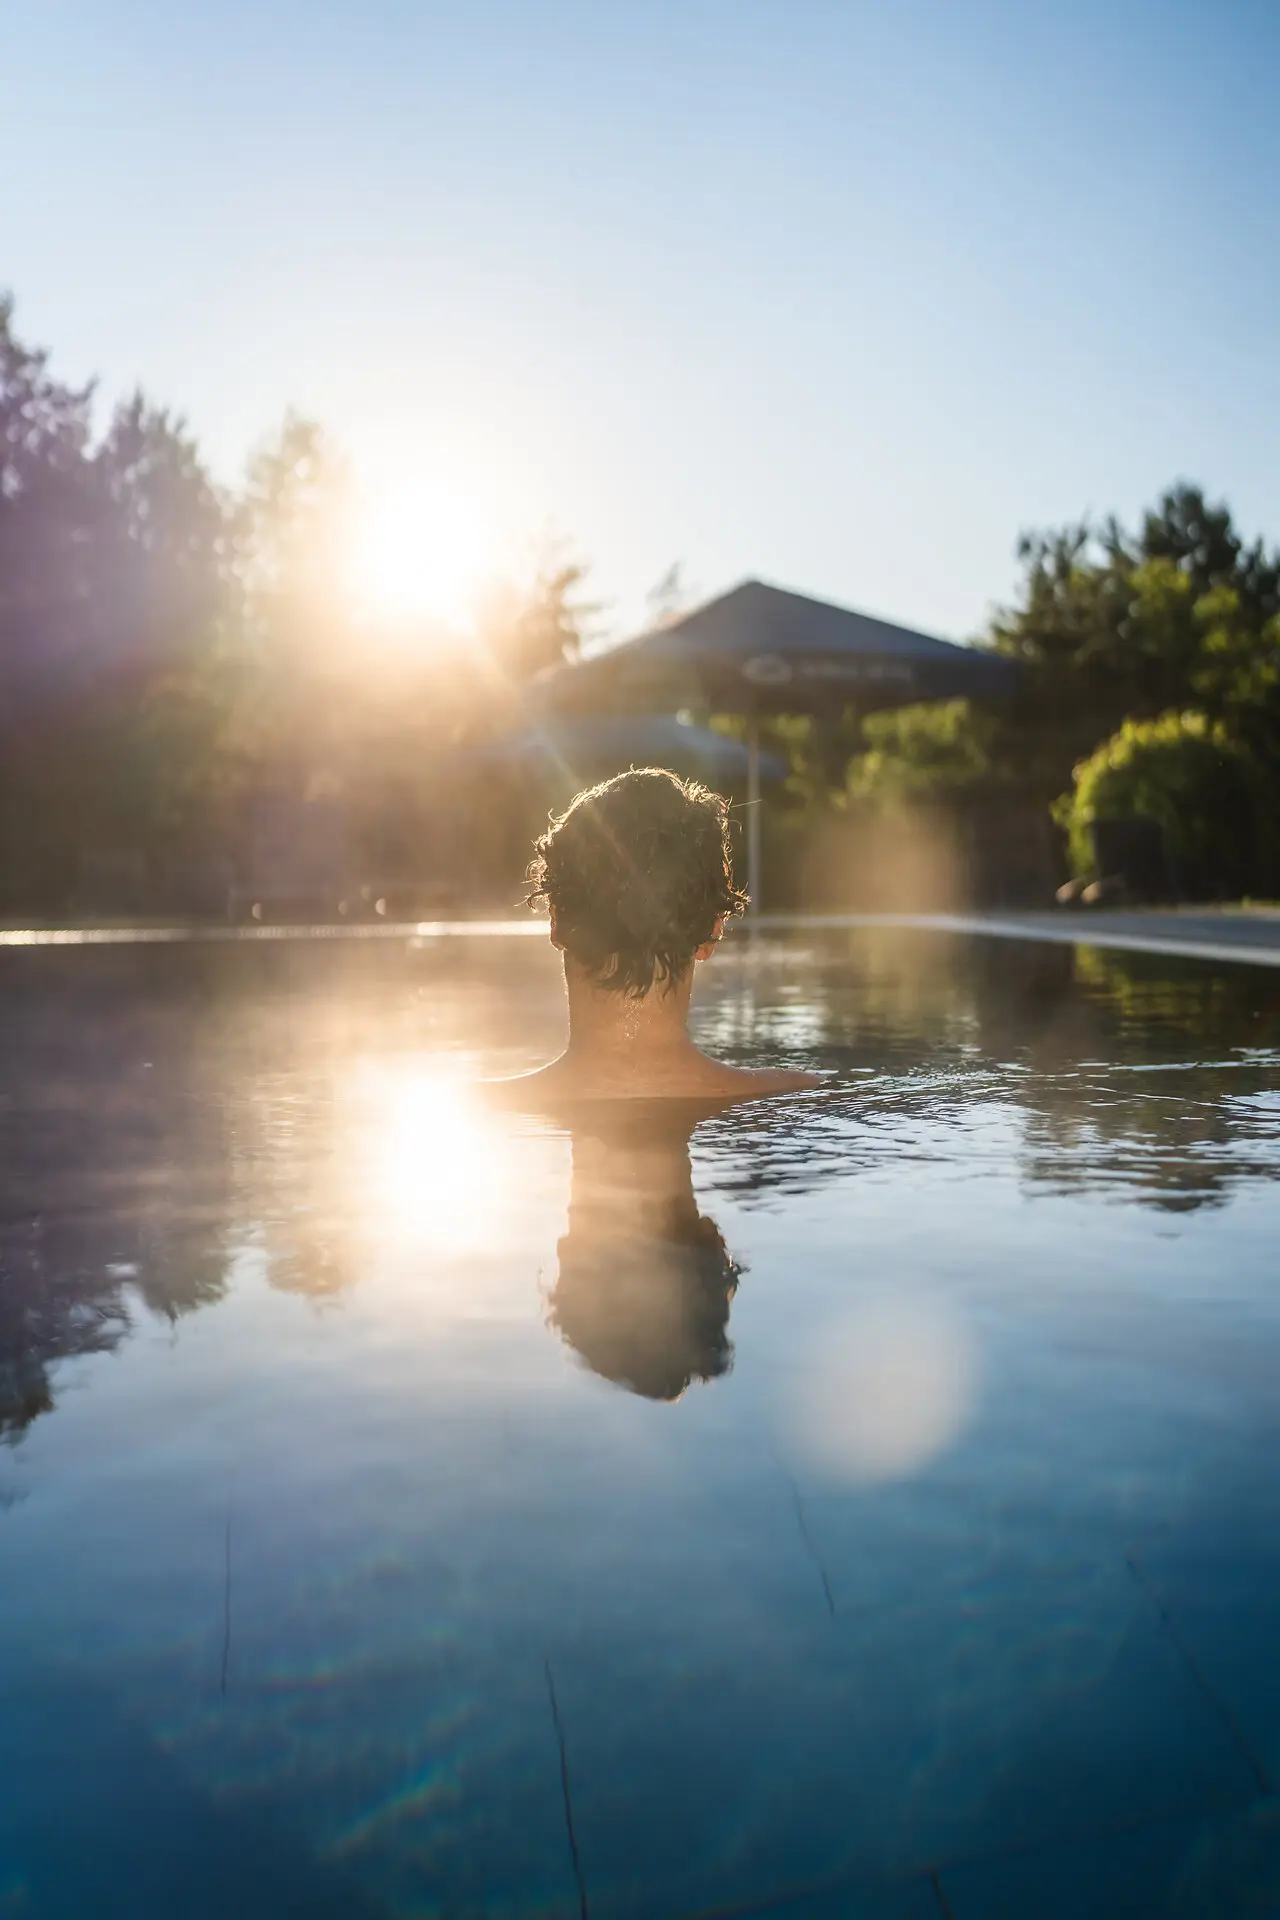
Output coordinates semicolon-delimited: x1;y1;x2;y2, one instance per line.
562;961;702;1067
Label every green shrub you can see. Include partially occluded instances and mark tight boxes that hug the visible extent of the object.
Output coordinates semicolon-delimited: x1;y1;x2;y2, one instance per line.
1056;710;1269;898
847;699;1005;806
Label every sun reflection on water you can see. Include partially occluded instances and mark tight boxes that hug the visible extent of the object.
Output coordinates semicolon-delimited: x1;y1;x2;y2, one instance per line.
351;1066;508;1259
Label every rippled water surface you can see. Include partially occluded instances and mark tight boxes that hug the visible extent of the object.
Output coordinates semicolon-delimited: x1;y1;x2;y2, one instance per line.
2;928;1280;1918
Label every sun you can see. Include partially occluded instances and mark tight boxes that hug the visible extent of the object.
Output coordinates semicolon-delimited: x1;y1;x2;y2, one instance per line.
347;474;500;630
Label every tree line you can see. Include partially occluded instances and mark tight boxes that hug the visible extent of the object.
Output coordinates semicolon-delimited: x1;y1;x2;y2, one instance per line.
848;486;1280;897
0;296;595;915
3;289;1277;914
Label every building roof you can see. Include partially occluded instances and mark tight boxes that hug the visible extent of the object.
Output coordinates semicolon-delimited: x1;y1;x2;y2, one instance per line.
536;578;1013;718
629;579;971;663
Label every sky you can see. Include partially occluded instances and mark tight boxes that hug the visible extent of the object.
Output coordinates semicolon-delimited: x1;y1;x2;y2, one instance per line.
3;0;1278;643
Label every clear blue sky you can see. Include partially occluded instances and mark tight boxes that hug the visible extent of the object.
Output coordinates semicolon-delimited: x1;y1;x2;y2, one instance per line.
3;0;1277;641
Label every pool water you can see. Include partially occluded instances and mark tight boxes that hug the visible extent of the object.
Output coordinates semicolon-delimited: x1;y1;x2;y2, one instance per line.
2;928;1280;1919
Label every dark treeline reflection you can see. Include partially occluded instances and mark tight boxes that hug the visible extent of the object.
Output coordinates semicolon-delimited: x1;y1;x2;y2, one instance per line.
0;952;233;1436
970;940;1280;1212
1014;947;1280;1211
697;932;1280;1216
1;931;1278;1435
0;936;562;1436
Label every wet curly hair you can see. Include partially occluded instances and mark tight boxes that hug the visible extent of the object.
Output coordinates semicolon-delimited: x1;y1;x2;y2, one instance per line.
527;767;747;995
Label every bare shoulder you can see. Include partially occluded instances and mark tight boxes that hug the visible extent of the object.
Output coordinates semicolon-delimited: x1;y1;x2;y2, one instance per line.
479;1056;828;1108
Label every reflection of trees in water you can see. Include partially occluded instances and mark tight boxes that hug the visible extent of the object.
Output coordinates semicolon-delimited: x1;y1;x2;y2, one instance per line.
1019;1091;1252;1212
1009;948;1280;1211
0;936;563;1437
0;1217;132;1437
693;934;1280;1217
699;928;989;1066
0;1213;228;1440
0;948;338;1438
2;933;1277;1436
0;950;240;1438
547;1105;740;1400
1074;945;1280;1041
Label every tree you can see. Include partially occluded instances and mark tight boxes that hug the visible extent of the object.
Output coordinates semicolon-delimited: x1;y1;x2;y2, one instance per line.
0;308;228;720
473;546;600;686
645;561;694;629
92;391;227;676
0;302;239;903
0;294;98;720
987;484;1280;800
813;485;1280;907
1056;711;1273;899
217;413;360;791
847;699;1011;807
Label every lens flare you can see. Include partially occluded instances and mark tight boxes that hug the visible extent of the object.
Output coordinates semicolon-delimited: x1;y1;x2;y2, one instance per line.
785;1298;978;1483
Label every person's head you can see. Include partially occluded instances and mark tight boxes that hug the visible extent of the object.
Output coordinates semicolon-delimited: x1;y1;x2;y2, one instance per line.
547;1108;741;1400
527;767;747;996
549;1207;739;1400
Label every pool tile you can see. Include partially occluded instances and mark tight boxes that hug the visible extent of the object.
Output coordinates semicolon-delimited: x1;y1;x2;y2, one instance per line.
550;1592;1254;1918
0;1675;388;1918
0;1647;580;1920
1136;1597;1280;1791
721;1873;942;1917
167;1656;578;1916
1128;1506;1280;1791
940;1796;1280;1918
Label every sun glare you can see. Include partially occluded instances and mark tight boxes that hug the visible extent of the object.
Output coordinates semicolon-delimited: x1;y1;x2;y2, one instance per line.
358;1066;502;1258
348;476;501;630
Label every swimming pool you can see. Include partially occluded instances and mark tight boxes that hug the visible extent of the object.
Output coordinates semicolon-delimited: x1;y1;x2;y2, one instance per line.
2;927;1279;1918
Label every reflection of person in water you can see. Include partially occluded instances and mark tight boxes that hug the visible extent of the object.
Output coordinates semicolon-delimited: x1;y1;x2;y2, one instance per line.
496;767;822;1104
547;1106;740;1400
